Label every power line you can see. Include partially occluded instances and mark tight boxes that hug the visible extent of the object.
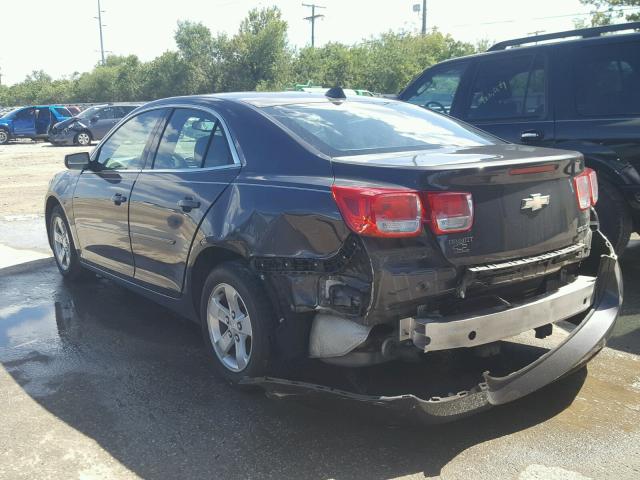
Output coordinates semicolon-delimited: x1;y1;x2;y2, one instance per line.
302;3;325;48
452;6;640;27
95;0;106;65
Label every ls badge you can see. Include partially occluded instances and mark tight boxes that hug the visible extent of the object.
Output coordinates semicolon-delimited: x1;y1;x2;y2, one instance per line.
521;193;550;212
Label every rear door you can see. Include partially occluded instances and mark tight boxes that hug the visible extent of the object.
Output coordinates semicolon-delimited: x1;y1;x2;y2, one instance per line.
554;38;640;176
457;53;554;148
73;109;167;277
128;107;241;295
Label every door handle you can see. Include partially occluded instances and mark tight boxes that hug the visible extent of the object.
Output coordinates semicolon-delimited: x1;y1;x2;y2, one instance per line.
111;193;127;205
178;197;200;212
520;130;543;142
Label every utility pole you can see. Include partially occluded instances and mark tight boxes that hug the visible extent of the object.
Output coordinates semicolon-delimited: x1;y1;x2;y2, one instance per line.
96;0;106;65
0;67;3;87
302;3;325;48
421;0;427;35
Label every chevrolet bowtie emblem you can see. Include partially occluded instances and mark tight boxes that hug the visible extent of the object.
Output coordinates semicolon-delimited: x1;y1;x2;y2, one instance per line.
521;193;550;211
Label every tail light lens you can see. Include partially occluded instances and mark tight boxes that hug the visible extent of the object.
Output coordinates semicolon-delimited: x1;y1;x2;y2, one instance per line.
331;186;423;237
574;168;598;210
422;192;474;234
587;168;598;205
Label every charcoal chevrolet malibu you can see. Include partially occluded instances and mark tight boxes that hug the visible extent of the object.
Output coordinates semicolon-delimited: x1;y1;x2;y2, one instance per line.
45;91;622;421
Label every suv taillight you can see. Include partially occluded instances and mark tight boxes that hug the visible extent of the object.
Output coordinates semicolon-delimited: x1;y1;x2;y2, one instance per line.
422;192;474;235
331;186;423;237
574;168;598;210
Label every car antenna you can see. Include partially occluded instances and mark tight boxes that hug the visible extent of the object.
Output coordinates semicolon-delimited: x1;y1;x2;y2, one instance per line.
325;86;346;100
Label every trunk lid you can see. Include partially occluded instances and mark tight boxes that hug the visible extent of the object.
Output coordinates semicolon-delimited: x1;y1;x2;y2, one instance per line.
331;144;587;266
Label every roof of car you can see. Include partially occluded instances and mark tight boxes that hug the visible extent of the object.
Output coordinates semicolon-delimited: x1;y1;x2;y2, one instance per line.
144;91;392;109
429;26;640;68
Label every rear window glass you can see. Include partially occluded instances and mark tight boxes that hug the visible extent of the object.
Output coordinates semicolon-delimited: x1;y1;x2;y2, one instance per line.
262;101;497;156
573;42;640;116
54;107;72;117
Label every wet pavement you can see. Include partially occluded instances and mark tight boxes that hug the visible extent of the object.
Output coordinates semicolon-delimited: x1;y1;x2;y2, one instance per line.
0;247;639;479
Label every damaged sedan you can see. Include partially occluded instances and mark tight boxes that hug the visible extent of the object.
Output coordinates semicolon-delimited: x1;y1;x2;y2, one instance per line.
44;90;622;422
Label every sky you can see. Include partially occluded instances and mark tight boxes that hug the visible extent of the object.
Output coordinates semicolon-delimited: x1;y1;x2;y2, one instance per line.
0;0;609;86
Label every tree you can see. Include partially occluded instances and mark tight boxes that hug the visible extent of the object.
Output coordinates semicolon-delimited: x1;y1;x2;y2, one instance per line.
580;0;640;26
223;7;291;91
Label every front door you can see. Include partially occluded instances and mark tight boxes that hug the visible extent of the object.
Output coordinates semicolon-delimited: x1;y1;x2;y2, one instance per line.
72;109;166;277
456;53;555;148
129;107;240;295
12;107;35;136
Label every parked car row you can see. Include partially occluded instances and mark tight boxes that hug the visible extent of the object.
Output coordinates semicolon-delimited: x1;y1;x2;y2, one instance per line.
0;102;141;146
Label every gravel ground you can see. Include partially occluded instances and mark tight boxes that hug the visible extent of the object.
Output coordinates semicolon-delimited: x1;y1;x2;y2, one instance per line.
0;141;93;217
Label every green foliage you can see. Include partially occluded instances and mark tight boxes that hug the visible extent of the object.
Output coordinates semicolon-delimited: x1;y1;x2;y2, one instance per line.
0;7;477;106
580;0;640;26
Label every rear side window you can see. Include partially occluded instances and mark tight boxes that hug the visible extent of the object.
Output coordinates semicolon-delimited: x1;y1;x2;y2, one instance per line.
465;54;547;121
403;63;468;114
152;108;234;170
54;107;72;117
262;101;497;156
573;42;640;116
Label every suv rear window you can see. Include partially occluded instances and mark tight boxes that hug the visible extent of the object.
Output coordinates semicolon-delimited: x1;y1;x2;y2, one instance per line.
573;42;640;116
262;101;497;156
465;54;546;121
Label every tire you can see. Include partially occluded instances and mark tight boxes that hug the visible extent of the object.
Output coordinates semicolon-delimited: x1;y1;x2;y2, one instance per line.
595;178;632;254
200;260;277;384
74;131;92;146
49;205;84;280
0;129;9;145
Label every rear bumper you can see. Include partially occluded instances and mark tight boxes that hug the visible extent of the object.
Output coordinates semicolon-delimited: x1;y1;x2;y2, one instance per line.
245;229;622;423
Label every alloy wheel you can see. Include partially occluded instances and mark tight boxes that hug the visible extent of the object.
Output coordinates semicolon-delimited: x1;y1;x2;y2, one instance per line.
0;130;8;144
207;283;253;372
52;216;71;270
77;132;91;145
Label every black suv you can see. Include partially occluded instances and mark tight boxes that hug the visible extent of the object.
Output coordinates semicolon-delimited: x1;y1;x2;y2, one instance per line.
399;22;640;253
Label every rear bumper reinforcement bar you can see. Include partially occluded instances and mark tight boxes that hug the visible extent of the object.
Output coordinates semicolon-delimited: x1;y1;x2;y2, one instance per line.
243;229;622;424
412;274;596;352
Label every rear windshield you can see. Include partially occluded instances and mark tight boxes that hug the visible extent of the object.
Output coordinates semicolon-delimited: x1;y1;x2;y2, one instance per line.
262;101;498;156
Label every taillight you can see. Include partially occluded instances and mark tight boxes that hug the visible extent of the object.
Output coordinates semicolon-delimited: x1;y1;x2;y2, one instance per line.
587;168;598;205
574;168;598;210
422;192;474;235
331;186;423;237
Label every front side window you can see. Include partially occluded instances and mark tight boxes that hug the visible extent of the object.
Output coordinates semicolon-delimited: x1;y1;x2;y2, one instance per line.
14;108;35;121
404;63;468;114
96;109;165;170
94;107;114;120
152;108;233;170
263;100;498;157
573;42;640;116
465;55;547;121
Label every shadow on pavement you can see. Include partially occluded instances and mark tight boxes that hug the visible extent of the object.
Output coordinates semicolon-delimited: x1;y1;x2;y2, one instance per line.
0;262;599;479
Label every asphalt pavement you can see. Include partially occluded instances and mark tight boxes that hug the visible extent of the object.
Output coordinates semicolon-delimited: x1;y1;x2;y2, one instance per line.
0;237;639;479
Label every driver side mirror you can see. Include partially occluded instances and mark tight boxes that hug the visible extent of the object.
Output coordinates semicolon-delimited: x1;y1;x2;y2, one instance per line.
65;152;91;170
90;116;99;123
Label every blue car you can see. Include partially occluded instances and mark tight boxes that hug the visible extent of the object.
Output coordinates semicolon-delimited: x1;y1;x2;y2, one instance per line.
0;105;73;145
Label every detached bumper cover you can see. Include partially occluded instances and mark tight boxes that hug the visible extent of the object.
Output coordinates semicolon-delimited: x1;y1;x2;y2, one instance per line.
244;230;622;423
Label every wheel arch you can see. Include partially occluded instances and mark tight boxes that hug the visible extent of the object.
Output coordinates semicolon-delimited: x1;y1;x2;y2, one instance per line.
45;195;63;248
189;245;247;319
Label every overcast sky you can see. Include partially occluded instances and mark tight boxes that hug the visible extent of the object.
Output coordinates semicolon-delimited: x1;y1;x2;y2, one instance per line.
0;0;602;86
